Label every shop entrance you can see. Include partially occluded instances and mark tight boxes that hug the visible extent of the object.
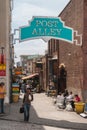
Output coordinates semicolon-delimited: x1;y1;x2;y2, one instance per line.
58;64;67;93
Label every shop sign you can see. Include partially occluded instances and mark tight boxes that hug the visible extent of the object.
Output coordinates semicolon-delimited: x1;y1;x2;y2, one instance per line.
14;67;22;75
0;64;6;76
0;70;6;76
0;53;6;76
0;64;6;70
19;16;73;43
12;83;19;94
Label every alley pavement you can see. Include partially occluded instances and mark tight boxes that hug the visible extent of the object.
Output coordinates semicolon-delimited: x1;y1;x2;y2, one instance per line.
0;92;87;130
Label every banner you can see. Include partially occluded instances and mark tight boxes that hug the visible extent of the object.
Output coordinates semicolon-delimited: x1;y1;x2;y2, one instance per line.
0;54;6;76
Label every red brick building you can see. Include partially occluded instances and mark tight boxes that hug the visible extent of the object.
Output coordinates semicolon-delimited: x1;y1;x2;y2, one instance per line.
48;0;87;101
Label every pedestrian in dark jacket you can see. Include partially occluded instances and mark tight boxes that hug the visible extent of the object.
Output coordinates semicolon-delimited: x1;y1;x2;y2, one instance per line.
23;87;33;121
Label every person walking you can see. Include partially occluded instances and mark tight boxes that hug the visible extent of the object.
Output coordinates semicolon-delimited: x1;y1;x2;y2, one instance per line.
23;87;33;122
0;82;6;114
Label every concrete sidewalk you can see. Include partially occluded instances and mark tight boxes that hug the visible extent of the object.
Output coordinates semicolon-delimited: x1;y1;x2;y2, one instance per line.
31;93;87;129
32;93;87;123
0;93;87;130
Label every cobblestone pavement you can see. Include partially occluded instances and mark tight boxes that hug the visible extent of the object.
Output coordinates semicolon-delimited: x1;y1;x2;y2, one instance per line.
0;93;87;130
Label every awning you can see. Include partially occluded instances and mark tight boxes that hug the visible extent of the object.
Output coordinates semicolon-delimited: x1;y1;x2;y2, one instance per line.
22;73;39;80
36;61;43;64
49;55;58;60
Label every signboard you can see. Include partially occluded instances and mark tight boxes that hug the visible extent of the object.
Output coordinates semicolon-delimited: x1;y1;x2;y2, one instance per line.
0;64;6;76
0;54;6;76
14;67;22;75
12;83;19;94
19;16;73;43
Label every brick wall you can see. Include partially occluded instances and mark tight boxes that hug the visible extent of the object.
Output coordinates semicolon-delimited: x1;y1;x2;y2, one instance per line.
47;0;87;101
82;0;87;100
58;0;86;100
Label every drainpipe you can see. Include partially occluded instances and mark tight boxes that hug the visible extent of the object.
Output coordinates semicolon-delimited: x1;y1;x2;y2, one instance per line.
56;40;59;94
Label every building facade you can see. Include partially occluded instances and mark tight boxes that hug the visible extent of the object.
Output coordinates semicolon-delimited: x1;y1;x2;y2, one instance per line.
48;0;87;101
20;55;43;75
0;0;13;103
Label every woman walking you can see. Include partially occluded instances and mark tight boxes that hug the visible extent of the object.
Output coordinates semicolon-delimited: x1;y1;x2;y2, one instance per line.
23;87;33;122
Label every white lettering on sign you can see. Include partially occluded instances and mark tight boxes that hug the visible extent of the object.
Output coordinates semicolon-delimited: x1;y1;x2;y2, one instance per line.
32;28;62;36
36;20;59;27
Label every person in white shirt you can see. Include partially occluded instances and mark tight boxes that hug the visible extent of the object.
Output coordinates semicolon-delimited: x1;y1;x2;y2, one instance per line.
66;91;74;102
56;92;65;109
66;91;74;110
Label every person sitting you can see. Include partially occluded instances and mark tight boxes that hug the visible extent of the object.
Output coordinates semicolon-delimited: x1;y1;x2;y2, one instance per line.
56;92;65;109
66;91;74;102
70;94;81;111
49;80;55;90
64;89;69;97
66;94;81;111
74;94;81;102
65;91;74;110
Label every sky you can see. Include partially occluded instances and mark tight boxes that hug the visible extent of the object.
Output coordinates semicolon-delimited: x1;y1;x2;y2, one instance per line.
12;0;70;62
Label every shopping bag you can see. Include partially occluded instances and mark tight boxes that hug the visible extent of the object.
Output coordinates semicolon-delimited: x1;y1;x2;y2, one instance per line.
66;103;73;111
19;106;24;113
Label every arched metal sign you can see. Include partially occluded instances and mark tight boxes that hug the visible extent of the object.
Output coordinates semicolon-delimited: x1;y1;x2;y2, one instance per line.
19;16;74;43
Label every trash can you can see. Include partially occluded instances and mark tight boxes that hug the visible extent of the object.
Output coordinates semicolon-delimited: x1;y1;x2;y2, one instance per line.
12;93;19;103
74;102;85;114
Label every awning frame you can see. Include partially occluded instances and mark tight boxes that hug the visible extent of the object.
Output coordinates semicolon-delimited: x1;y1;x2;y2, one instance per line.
22;73;39;80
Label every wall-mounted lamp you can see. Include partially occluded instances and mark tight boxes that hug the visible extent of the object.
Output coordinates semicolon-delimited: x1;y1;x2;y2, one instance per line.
68;52;71;56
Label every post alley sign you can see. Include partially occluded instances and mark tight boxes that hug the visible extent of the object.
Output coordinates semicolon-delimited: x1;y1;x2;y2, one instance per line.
19;16;73;43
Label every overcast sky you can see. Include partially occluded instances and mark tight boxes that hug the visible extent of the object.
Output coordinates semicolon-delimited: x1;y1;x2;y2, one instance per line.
12;0;70;62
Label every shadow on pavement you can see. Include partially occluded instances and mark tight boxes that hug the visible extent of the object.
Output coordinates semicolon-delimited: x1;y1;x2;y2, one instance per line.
30;105;87;130
0;99;87;130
